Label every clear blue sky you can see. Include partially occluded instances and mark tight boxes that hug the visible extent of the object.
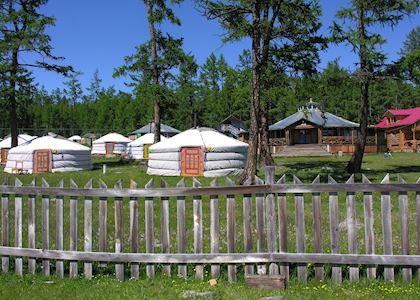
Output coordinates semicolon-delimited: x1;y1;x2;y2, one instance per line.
28;0;419;93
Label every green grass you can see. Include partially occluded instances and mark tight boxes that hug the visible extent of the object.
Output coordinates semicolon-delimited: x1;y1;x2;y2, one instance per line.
0;153;419;299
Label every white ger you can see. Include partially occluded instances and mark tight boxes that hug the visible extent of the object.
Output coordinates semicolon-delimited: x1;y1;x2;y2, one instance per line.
147;127;249;177
127;133;166;160
0;134;36;163
91;132;131;155
4;136;92;174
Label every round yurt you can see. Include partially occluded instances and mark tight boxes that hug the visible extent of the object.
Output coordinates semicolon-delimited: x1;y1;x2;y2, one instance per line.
91;133;131;155
127;133;166;160
4;136;92;174
68;135;82;143
147;128;249;177
0;134;35;163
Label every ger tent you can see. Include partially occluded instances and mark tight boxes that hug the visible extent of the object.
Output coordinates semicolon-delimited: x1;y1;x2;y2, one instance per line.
4;136;92;174
68;135;82;143
127;133;166;160
91;133;131;155
0;134;35;163
147;128;249;177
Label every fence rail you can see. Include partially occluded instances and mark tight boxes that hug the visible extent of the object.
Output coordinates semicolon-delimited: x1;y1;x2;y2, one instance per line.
0;170;419;284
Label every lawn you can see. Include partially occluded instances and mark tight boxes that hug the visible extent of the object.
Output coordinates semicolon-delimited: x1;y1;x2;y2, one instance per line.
0;153;419;299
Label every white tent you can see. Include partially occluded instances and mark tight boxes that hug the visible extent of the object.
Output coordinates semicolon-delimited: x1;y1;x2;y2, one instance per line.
0;134;35;163
4;136;92;174
91;133;131;155
68;135;82;142
127;133;166;160
147;128;249;177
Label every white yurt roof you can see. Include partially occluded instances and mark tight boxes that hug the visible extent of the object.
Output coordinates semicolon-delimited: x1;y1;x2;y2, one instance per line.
93;133;131;144
129;133;166;146
150;128;248;153
9;136;90;153
0;134;35;148
68;135;82;141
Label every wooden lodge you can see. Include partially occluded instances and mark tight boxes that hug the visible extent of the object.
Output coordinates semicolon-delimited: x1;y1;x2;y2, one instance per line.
375;107;420;152
216;115;248;141
269;100;382;155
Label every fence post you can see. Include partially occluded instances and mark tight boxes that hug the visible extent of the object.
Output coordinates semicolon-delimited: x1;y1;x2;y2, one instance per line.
161;179;171;276
145;179;155;278
56;180;64;278
362;175;376;279
312;175;323;281
84;179;93;279
177;178;187;279
243;177;254;277
381;174;394;281
210;178;220;278
193;177;203;280
294;175;307;283
277;175;289;282
114;180;124;282
346;175;359;281
416;177;420;283
69;179;78;278
129;179;139;279
255;176;266;275
398;175;412;281
98;179;108;255
14;178;23;276
226;177;236;283
28;179;36;275
265;166;279;275
2;177;9;273
42;178;50;276
328;176;341;284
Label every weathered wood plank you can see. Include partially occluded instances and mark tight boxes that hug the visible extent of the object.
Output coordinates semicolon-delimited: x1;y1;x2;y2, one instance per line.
277;175;289;281
294;176;306;283
42;178;50;276
161;179;171;276
84;180;93;279
265;167;279;276
176;179;187;279
2;178;9;273
193;178;203;280
362;175;376;279
98;179;108;254
114;180;124;282
226;177;237;283
129;179;139;279
210;178;220;278
145;179;155;278
398;175;412;281
346;175;359;281
417;177;420;283
14;178;23;276
56;180;64;278
28;179;36;274
312;175;323;281
69;179;78;277
328;176;341;284
381;174;394;281
243;177;254;277
245;275;286;291
255;176;266;275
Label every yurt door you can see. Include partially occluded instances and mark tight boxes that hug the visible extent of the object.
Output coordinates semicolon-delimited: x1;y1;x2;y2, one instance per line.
181;147;203;176
143;144;151;159
34;150;52;173
1;148;9;163
105;142;114;155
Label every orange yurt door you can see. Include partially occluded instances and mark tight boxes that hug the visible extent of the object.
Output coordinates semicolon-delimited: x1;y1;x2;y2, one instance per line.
181;147;204;176
1;148;9;163
34;150;52;173
143;144;151;159
105;142;114;155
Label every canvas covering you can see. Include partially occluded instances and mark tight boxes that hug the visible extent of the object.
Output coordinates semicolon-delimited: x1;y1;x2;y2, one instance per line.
127;133;166;160
91;132;131;155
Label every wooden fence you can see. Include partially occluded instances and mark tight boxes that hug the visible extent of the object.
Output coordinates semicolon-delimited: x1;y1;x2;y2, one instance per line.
0;169;420;283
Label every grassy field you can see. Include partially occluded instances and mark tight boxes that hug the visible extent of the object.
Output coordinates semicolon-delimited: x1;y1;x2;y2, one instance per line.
0;153;419;299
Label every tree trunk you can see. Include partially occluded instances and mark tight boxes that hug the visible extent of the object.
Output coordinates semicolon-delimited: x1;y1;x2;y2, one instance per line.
147;0;161;143
346;2;367;173
9;48;19;148
259;98;275;166
239;0;260;184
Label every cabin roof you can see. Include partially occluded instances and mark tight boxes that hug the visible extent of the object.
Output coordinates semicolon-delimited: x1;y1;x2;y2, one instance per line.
132;122;180;134
375;107;420;129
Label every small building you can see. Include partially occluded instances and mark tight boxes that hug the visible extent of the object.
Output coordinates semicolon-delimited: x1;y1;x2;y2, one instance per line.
375;107;420;152
91;133;131;156
81;133;100;147
4;136;92;174
0;134;35;163
127;133;166;160
147;128;248;177
68;135;82;143
216;115;248;140
129;122;180;140
269;100;379;154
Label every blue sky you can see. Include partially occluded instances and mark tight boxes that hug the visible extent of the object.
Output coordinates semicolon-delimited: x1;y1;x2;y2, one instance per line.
28;0;419;93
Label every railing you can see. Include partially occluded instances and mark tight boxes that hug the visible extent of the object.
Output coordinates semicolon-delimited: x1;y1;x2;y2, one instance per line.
322;136;376;145
269;138;287;146
0;170;420;283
